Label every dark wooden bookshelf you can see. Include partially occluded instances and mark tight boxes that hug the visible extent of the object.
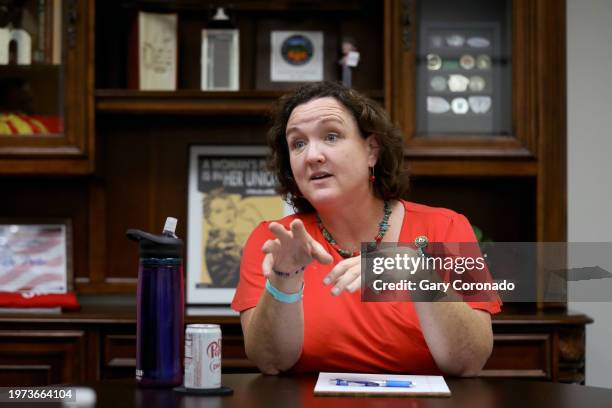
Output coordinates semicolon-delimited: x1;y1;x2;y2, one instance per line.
0;0;581;388
1;0;569;304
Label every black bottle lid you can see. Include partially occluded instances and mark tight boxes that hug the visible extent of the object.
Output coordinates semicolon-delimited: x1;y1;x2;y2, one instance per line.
127;229;183;258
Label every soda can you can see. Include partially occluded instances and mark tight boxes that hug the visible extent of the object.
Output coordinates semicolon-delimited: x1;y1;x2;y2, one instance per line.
184;324;222;389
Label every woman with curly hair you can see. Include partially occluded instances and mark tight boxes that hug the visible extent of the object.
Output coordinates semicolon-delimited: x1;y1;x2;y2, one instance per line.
231;81;500;376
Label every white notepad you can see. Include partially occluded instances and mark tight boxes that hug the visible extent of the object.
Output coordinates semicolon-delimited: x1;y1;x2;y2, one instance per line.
314;372;451;397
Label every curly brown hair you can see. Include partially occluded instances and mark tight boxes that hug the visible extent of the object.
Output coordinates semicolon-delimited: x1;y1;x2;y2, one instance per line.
267;81;408;213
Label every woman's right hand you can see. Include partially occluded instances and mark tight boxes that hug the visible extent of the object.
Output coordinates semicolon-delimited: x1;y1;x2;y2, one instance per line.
261;219;333;279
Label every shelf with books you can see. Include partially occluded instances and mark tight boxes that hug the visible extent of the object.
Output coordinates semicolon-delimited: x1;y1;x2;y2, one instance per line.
95;1;384;93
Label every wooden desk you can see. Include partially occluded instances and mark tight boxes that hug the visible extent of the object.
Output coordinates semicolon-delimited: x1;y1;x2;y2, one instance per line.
91;375;612;408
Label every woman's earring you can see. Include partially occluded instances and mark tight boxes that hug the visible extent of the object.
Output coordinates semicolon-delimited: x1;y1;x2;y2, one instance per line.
369;166;375;183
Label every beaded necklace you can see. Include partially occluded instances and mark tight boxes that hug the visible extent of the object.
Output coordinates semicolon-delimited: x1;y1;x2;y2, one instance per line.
316;201;392;258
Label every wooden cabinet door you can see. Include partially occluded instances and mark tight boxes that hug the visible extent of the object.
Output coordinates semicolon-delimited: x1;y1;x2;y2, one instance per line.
0;0;94;175
0;330;86;386
482;334;551;379
388;0;563;160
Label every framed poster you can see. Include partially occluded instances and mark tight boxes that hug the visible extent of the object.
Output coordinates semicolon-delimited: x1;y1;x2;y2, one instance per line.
0;219;72;294
187;146;290;305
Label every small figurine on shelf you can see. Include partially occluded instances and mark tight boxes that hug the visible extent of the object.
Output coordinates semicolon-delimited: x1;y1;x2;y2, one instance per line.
0;26;31;65
338;38;360;88
0;2;39;65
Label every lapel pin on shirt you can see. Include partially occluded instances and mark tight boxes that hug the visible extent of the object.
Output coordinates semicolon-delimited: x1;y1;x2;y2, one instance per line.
414;235;429;257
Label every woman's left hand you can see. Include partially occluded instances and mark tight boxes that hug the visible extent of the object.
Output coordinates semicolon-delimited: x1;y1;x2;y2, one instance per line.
322;256;361;296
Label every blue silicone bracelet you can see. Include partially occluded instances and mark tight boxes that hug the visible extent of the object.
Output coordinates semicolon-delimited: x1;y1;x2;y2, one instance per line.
265;279;304;303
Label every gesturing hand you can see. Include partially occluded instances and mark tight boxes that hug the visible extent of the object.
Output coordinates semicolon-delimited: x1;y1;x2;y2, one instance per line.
323;256;361;296
261;219;333;278
321;246;418;297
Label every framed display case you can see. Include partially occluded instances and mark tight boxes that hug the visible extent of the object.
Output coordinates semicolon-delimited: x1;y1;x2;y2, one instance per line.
416;21;510;136
390;0;551;159
389;0;567;309
0;0;94;174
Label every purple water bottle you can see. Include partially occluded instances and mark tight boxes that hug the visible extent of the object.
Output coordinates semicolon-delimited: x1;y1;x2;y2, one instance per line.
127;217;184;387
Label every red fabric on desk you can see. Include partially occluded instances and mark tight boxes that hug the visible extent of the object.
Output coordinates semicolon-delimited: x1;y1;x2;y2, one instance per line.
0;291;80;310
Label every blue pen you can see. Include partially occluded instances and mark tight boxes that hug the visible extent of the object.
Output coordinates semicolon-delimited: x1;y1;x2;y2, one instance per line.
330;379;413;387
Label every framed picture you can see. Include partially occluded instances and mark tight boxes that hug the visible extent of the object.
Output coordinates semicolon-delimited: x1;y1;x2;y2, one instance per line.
136;11;178;90
187;146;290;305
255;20;338;90
0;219;72;294
201;28;240;91
270;31;324;82
416;22;508;135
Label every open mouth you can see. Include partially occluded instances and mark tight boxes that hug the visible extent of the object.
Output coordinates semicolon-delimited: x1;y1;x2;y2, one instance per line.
310;172;332;181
